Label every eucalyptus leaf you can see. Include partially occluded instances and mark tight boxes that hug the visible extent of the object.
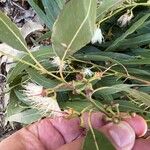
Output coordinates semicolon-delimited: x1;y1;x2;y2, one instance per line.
36;31;51;42
52;0;97;59
42;0;60;20
116;100;150;115
106;13;150;51
14;90;30;105
127;89;150;106
119;33;150;48
0;11;27;52
94;84;133;95
121;58;150;65
7;46;55;83
60;100;92;112
55;0;65;9
6;91;27;118
6;109;42;124
131;48;150;58
96;0;125;21
28;0;53;28
83;128;115;150
26;68;60;88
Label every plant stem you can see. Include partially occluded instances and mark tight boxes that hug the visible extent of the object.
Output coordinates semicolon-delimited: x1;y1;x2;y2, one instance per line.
70;56;150;85
1;51;64;82
80;92;110;116
88;110;99;150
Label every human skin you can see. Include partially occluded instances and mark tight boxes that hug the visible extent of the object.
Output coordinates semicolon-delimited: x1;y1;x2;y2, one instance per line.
0;112;149;150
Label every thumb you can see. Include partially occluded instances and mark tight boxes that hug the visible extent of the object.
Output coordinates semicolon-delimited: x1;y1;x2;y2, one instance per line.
57;121;136;150
100;121;135;150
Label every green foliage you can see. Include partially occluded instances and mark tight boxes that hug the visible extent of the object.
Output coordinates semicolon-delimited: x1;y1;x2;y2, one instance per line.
106;13;150;51
0;0;150;148
83;128;115;150
7;109;42;124
0;11;27;52
52;0;97;59
96;0;125;22
7;46;55;83
28;0;65;29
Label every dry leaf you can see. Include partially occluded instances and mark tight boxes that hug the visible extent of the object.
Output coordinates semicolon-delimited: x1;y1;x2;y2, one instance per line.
21;20;43;38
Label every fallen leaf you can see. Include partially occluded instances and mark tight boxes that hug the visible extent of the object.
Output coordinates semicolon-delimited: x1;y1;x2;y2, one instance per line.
21;20;43;38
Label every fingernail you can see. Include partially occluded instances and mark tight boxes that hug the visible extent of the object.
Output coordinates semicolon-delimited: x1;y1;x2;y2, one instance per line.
124;115;148;137
108;122;135;148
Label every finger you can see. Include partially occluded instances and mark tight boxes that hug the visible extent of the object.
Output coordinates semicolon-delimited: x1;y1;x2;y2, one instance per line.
57;137;84;150
123;114;147;137
133;138;150;150
50;117;84;143
27;119;65;150
80;112;105;129
80;112;147;138
100;121;135;150
57;121;136;150
0;127;45;150
27;113;146;150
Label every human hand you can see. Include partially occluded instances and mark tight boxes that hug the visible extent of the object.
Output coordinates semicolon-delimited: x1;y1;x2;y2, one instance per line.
0;112;149;150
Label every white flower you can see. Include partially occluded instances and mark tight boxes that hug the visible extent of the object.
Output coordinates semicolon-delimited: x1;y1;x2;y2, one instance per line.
23;82;61;116
51;56;61;67
91;27;104;44
83;68;94;77
51;56;66;69
29;96;61;116
117;12;134;27
23;82;44;97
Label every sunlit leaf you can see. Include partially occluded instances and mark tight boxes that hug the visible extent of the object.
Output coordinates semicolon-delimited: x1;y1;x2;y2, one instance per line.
6;109;42;124
7;46;55;83
83;128;115;150
52;0;97;59
0;11;27;52
26;68;60;88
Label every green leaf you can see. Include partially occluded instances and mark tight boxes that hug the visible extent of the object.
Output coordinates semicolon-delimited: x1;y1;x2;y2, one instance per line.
60;100;92;112
131;48;150;58
6;109;42;124
52;0;97;59
119;33;150;48
6;91;27;118
96;0;125;21
121;58;150;65
94;84;133;95
7;46;55;83
127;89;150;106
74;51;134;63
0;11;27;52
26;68;60;88
74;53;116;62
42;0;60;20
83;128;115;150
115;100;150;115
55;0;65;9
14;90;30;105
28;0;52;28
123;68;150;76
36;31;51;42
106;13;150;51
